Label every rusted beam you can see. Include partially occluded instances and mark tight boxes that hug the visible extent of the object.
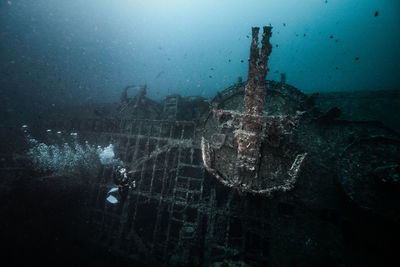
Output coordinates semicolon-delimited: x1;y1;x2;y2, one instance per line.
236;26;273;187
201;26;307;196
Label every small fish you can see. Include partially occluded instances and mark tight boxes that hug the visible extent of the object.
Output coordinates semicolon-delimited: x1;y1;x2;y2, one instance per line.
156;71;164;78
335;66;339;70
240;59;244;63
374;11;379;17
246;35;249;38
276;44;279;48
228;59;231;62
354;57;360;61
303;33;306;37
283;23;286;27
210;68;214;70
209;75;212;78
330;35;334;39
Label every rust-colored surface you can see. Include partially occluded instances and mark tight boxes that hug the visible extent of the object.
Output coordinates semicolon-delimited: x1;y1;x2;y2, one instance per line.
201;26;307;196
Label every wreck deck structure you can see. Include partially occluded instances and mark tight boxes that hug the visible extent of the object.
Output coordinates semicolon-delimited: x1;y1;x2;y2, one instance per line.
3;26;400;267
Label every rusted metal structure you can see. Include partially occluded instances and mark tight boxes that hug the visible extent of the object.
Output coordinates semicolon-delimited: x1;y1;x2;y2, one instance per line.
42;79;399;266
201;26;307;196
11;26;400;266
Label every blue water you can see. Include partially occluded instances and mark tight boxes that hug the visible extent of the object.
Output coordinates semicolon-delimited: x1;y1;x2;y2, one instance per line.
1;0;399;107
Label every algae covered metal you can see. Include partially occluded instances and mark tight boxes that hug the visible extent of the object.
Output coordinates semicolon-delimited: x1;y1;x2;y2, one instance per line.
201;26;307;196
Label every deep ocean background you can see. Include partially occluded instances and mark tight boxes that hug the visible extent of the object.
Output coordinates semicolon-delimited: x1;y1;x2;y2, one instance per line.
1;0;399;112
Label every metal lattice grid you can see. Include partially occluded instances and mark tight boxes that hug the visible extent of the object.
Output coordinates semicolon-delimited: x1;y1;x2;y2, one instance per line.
47;118;271;264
